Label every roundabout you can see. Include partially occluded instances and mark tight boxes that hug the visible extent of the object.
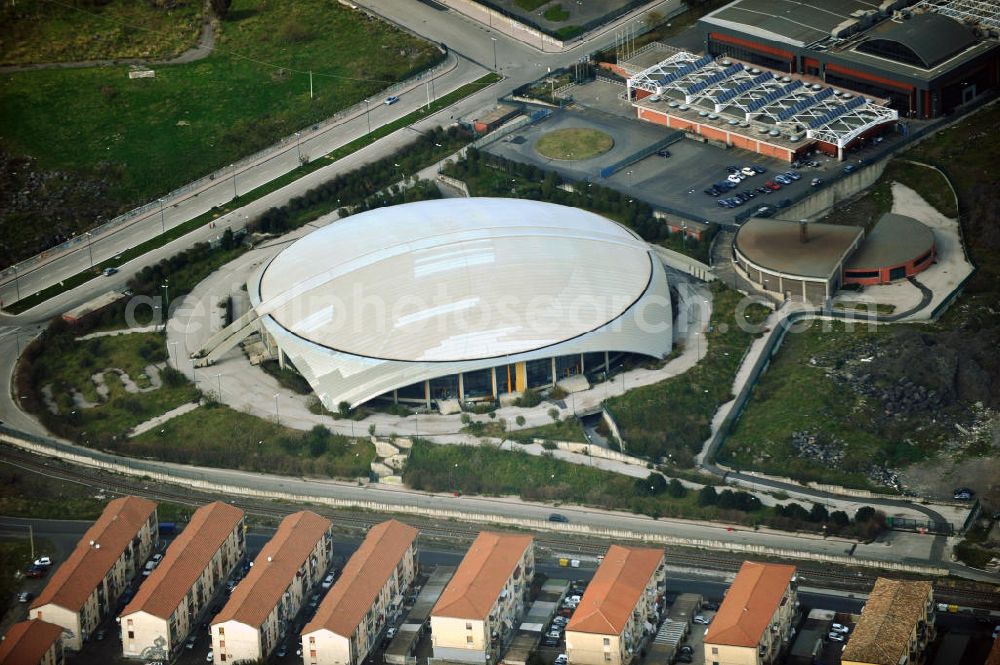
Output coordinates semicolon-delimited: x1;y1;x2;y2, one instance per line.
534;127;613;160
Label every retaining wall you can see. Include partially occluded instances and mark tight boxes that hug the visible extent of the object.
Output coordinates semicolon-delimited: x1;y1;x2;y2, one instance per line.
0;428;947;576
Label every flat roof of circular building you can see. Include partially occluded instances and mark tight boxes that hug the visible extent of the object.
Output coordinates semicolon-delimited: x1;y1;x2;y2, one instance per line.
253;198;658;363
735;218;863;280
846;213;934;271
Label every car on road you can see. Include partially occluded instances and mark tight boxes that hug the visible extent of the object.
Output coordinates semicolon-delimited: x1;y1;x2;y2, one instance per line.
831;623;850;633
102;267;119;277
543;635;560;647
17;591;32;603
656;149;672;158
33;556;52;567
322;573;336;590
186;636;197;650
387;627;397;640
843;163;858;173
828;632;845;642
277;644;288;657
206;649;214;662
693;615;711;625
554;655;568;665
25;565;47;578
384;96;399;105
810;177;823;187
548;513;569;523
678;645;694;655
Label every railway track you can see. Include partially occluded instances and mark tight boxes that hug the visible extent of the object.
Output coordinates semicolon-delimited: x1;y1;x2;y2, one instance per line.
3;445;998;610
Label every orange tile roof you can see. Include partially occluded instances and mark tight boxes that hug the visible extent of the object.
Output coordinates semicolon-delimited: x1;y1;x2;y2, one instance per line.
841;578;932;665
567;545;664;635
704;561;796;648
432;532;533;621
0;619;63;665
214;511;331;629
304;520;418;638
121;501;244;620
30;496;157;613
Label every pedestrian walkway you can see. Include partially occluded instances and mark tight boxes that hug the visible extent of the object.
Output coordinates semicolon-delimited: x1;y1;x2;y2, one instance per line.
129;400;203;438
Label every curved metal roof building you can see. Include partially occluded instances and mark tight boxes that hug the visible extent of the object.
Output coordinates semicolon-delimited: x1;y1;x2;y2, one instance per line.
246;198;672;408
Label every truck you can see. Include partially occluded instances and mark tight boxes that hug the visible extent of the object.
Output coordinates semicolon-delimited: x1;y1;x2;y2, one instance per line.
158;522;177;536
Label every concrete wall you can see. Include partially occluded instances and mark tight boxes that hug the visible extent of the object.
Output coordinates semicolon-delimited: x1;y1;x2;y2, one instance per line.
781;160;888;222
0;431;950;577
432;0;564;53
703;643;759;665
30;605;81;652
303;630;352;665
212;621;261;665
121;611;170;660
567;632;624;665
432;616;489;661
653;246;716;282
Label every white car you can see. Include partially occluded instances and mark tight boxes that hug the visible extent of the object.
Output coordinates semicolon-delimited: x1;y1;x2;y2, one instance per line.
555;655;568;665
740;167;756;177
828;632;845;642
726;173;743;184
33;556;52;567
693;615;711;625
831;623;850;634
206;649;214;661
321;573;335;590
384;95;399;105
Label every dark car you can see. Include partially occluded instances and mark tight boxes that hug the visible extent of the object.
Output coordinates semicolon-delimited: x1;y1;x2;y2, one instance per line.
843;163;858;173
548;513;569;523
542;635;560;647
25;565;47;578
656;149;671;158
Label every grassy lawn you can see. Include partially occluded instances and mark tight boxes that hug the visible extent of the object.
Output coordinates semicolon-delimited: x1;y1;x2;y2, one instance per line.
129;403;375;478
605;284;771;467
511;418;589;444
515;0;550;10
535;128;613;160
1;0;204;64
0;0;442;264
21;330;201;442
543;4;570;22
403;439;769;523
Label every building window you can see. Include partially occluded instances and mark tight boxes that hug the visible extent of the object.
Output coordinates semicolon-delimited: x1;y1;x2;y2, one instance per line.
603;638;610;646
219;627;224;636
466;623;473;630
712;647;718;655
128;631;134;639
311;651;317;658
604;654;611;661
220;656;226;662
220;640;225;648
467;636;474;644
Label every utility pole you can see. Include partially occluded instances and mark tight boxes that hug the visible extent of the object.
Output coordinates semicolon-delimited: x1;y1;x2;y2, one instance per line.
232;164;238;199
364;99;372;141
29;524;34;560
86;232;94;268
158;198;166;234
309;70;314;99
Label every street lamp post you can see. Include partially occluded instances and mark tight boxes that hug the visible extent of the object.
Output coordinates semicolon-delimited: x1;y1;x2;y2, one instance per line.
231;164;238;199
85;232;94;269
295;132;302;164
168;342;178;367
274;393;280;424
158;198;166;234
215;373;223;401
161;281;169;323
364;99;372;141
491;37;497;71
12;266;21;301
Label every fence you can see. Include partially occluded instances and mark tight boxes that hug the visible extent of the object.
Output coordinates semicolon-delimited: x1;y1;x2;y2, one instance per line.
599;131;683;178
0;425;949;576
0;52;457;294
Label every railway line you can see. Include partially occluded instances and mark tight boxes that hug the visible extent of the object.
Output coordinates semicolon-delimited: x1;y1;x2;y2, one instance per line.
2;445;998;610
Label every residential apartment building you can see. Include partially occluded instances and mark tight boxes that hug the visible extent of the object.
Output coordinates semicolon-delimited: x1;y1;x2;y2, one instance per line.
566;546;666;665
430;532;534;664
0;619;65;665
119;501;245;660
842;578;935;665
704;562;798;665
212;511;333;664
301;519;418;665
29;496;158;650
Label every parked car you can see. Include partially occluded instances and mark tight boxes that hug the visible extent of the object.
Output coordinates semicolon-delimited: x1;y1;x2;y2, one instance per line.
751;164;767;174
678;645;694;655
656;149;672;158
33;556;52;567
554;655;568;665
954;491;974;501
693;615;711;625
807;160;820;167
185;636;197;650
704;188;720;197
828;632;845;642
764;181;781;190
277;644;288;657
702;602;720;611
740;166;756;177
384;95;399;105
783;170;801;180
831;623;850;634
206;649;214;662
726;173;744;184
548;513;569;523
676;655;693;664
843;163;857;173
810;177;823;187
17;591;32;603
387;627;397;640
322;573;336;590
773;174;791;185
543;635;560;647
25;565;47;578
726;165;740;173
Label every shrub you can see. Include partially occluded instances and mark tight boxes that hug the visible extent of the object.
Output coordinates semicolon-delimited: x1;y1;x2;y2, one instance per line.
515;415;526;427
514;388;542;408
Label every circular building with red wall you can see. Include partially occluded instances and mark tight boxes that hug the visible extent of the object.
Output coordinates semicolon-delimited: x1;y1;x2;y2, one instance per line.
843;213;936;286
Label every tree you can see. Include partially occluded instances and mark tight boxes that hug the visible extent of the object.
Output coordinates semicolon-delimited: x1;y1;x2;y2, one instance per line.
854;506;877;523
516;415;526;427
338;401;351;418
210;0;232;19
809;503;829;523
548;408;560;422
636;473;667;496
697;485;718;506
830;510;850;527
666;478;687;498
220;227;236;250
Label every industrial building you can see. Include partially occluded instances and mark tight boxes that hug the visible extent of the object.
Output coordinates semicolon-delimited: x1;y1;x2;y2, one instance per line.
211;511;333;664
119;502;245;660
841;578;935;665
565;545;666;665
29;496;158;650
703;561;798;665
733;213;936;304
430;532;534;664
0;620;66;665
699;0;1000;119
197;198;673;410
301;520;418;665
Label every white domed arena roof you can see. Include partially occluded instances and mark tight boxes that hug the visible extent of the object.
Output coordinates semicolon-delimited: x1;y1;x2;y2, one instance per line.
250;198;672;407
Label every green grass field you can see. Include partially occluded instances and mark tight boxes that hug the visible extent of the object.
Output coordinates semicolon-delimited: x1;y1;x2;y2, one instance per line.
0;0;442;236
1;0;204;64
535;128;613;160
605;284;771;467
